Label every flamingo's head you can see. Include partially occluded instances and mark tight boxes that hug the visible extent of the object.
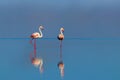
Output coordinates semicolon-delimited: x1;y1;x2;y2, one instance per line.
39;25;44;30
60;27;64;32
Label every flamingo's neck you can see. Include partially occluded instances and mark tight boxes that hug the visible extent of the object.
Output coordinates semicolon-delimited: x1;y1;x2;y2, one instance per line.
60;30;63;35
39;28;43;37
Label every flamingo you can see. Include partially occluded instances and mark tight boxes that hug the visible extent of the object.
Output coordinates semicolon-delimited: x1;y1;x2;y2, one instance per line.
58;61;64;77
57;27;64;60
30;25;44;57
30;25;44;39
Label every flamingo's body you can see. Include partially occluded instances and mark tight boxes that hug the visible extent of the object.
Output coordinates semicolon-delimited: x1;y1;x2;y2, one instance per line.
58;28;64;40
31;32;41;39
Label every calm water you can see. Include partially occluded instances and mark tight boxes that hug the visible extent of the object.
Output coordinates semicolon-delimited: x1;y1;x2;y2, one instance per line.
0;38;120;80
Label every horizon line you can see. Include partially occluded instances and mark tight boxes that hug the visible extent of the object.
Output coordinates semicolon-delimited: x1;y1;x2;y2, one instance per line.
0;37;120;40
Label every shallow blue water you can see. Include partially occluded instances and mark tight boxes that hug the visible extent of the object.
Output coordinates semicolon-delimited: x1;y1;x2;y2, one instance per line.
0;38;120;80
